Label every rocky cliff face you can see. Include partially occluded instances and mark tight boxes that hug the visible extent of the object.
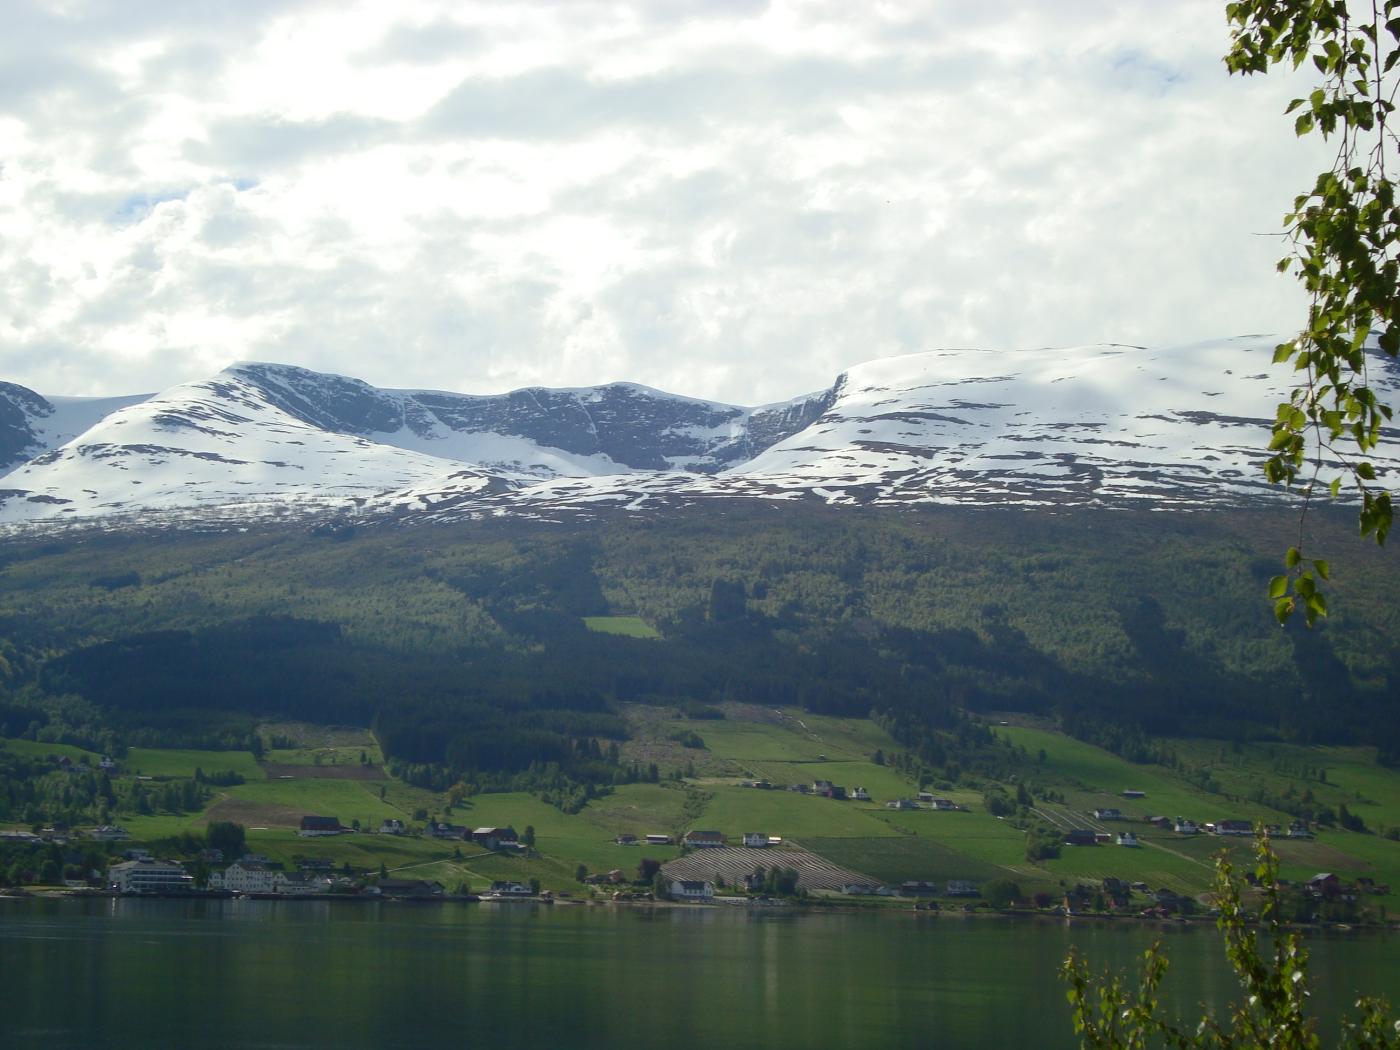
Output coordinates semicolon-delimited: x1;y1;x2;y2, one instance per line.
0;382;51;473
228;363;834;473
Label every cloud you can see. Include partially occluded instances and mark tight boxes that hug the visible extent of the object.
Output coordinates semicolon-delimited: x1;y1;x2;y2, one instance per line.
0;0;1343;407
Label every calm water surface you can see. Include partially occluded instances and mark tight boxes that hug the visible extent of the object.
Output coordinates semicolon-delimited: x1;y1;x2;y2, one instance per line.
2;898;1398;1049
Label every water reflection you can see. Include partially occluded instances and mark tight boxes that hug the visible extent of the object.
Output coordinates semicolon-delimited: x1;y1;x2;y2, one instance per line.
1;899;1395;1050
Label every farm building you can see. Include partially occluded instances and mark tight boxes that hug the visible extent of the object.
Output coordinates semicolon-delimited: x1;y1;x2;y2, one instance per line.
683;830;726;848
298;816;345;837
670;880;715;901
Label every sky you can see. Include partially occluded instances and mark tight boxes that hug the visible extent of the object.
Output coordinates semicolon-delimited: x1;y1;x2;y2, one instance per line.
0;0;1333;405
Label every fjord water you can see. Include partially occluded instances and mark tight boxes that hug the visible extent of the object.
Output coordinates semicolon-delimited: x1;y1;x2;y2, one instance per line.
3;899;1398;1050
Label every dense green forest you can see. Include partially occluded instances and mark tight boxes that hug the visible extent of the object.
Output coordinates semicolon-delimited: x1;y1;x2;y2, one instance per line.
1;503;1397;788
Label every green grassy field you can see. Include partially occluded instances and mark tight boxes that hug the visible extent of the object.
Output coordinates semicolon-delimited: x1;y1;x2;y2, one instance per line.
666;712;889;765
802;835;1011;885
0;737;102;763
582;615;661;638
125;747;266;780
998;726;1292;824
574;783;691;840
1165;738;1400;833
695;785;900;840
875;808;1031;867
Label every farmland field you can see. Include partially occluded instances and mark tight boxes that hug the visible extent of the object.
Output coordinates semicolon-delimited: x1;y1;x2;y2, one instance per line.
660;845;871;891
696;785;900;841
801;836;1010;885
582;615;661;638
124;747;266;781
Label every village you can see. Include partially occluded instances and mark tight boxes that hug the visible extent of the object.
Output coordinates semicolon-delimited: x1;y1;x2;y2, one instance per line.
4;770;1386;923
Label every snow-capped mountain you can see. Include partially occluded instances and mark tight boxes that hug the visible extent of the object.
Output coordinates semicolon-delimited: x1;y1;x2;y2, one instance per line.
3;336;1396;528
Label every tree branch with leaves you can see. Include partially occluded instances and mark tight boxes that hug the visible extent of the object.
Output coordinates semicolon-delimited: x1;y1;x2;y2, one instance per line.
1062;833;1400;1048
1224;0;1400;625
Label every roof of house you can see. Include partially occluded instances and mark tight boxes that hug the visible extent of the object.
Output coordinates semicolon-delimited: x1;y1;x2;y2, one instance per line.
684;830;724;839
299;815;342;829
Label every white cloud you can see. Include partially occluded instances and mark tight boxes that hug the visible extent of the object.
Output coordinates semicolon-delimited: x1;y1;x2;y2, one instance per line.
0;0;1341;405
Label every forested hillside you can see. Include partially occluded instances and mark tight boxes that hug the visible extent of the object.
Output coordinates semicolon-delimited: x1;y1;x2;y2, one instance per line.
0;503;1397;786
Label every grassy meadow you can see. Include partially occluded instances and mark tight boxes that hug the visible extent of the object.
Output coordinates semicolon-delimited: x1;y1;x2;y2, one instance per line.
581;616;661;639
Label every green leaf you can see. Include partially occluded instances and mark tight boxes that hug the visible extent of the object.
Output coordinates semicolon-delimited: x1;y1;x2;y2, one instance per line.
1285;546;1301;568
1312;559;1330;581
1268;575;1289;598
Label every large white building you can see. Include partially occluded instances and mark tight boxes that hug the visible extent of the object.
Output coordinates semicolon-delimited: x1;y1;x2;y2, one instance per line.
209;861;283;893
274;871;333;896
669;880;715;901
109;859;194;894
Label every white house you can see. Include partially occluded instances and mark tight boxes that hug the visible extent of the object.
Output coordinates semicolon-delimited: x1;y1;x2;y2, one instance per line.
1174;818;1200;835
841;881;880;895
211;861;283;894
1117;831;1140;847
850;787;871;801
1214;820;1253;837
487;881;533;897
887;798;918;810
88;825;131;842
645;833;672;845
109;859;193;895
378;818;405;835
275;871;331;896
670;879;715;901
1094;808;1123;821
741;832;769;848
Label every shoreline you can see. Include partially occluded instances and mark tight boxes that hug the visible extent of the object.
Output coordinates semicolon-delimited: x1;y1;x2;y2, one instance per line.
3;888;1396;935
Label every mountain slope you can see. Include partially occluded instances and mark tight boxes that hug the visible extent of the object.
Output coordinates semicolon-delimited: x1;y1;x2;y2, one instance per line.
4;336;1397;527
0;382;150;474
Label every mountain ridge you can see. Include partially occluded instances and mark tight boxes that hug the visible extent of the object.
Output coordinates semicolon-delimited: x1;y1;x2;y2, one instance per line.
3;336;1397;528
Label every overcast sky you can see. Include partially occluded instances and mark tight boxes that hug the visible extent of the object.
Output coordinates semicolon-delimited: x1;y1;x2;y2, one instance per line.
0;0;1332;404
